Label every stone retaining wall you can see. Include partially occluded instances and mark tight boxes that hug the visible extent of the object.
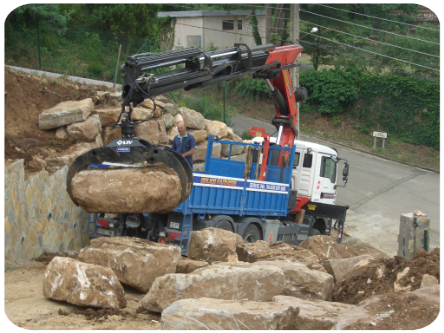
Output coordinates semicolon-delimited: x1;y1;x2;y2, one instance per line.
5;160;89;263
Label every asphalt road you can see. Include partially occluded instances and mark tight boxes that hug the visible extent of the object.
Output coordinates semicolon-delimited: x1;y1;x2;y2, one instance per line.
231;114;440;256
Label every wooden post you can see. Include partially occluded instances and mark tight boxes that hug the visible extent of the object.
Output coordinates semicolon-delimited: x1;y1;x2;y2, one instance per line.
113;44;122;88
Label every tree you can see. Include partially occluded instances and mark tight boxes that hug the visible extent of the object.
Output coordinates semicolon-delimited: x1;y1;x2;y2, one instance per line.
5;4;70;37
81;0;162;39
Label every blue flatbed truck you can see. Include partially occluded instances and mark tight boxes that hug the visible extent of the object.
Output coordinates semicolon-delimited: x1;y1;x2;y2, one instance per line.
88;135;348;254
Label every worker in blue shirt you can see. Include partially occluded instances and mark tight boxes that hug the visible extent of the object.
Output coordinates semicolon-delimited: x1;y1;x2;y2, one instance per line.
172;121;196;168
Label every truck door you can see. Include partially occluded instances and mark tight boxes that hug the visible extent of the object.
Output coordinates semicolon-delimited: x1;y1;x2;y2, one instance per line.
296;151;315;198
314;154;337;204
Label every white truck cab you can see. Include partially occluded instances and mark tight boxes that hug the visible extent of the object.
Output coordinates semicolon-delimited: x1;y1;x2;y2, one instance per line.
252;137;342;205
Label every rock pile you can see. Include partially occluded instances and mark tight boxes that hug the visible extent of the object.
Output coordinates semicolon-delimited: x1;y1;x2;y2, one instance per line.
36;94;248;175
42;229;440;330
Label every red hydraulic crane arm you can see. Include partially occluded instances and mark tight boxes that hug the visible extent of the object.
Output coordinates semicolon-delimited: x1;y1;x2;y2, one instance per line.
263;44;304;163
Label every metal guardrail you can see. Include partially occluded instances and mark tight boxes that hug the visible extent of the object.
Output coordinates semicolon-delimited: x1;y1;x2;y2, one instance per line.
424;229;444;251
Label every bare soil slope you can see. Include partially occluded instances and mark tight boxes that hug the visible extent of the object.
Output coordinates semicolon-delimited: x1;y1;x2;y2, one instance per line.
4;67;118;173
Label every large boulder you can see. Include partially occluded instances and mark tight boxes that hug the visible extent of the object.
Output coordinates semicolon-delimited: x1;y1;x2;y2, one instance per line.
187;129;207;144
95;107;121;127
188;227;244;263
139;99;164;118
141;262;285;313
227;127;242;142
161;113;175;129
163;103;179;115
175;257;209;274
71;166;182;214
193;140;222;162
79;237;181;293
155;119;169;144
45;142;93;172
131;107;153;122
253;261;334;301
43;257;126;309
39;98;94;130
204;119;228;138
174;113;184;125
66;115;101;142
101;126;121;146
134;119;160;144
167;126;179;143
221;141;245;157
322;255;374;283
298;235;359;262
161;298;300;330
237;241;321;269
181;107;205;130
273;295;365;330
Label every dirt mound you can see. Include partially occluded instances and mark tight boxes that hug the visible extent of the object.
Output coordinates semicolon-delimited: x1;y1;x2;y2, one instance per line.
72;308;134;321
332;248;440;305
346;287;440;330
4;67;118;173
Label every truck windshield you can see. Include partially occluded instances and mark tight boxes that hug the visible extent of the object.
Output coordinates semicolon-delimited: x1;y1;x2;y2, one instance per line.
320;156;336;183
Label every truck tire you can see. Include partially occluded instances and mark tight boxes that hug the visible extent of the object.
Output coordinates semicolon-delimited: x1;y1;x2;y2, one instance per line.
243;224;261;243
214;220;234;232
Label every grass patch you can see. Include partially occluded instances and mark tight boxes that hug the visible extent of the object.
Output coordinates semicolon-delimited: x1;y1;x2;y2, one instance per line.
5;266;19;272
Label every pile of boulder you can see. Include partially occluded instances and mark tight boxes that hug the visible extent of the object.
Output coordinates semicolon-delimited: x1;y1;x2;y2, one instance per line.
41;229;440;330
38;93;249;174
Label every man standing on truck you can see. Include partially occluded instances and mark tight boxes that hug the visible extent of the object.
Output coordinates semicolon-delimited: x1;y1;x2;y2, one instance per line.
172;121;196;168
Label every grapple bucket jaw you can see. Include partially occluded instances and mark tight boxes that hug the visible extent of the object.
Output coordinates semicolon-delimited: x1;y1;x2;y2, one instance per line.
66;138;193;211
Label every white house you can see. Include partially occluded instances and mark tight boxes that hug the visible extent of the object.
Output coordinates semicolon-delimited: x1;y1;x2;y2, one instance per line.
157;10;267;51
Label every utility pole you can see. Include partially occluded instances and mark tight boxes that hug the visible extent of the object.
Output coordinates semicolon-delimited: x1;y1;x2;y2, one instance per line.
290;4;300;139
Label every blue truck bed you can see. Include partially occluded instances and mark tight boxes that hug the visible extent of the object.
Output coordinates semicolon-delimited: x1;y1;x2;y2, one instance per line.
173;136;296;218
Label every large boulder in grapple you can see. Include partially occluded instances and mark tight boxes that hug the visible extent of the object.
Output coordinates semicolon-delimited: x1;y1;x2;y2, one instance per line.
71;166;182;214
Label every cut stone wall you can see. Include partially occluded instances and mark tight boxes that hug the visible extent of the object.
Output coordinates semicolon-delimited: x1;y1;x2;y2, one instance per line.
5;160;89;263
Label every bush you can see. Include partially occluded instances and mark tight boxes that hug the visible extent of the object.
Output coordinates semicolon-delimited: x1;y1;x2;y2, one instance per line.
300;67;360;115
87;61;105;78
178;93;236;125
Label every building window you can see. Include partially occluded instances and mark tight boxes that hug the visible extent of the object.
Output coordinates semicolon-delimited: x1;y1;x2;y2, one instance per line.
223;20;234;30
187;36;201;48
320;156;336;183
238;20;243;30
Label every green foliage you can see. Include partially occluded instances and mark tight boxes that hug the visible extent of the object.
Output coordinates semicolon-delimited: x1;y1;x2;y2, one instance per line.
300;67;439;149
226;76;269;100
300;67;360;114
178;93;236;125
66;4;162;41
240;131;254;140
87;61;105;78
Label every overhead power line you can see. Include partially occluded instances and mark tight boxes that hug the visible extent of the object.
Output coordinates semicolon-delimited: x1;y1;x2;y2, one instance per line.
299;39;439;82
299;19;439;59
301;32;439;71
300;9;440;46
314;4;440;32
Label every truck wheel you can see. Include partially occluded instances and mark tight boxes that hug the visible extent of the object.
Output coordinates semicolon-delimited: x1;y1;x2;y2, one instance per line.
243;224;261;243
214;220;233;232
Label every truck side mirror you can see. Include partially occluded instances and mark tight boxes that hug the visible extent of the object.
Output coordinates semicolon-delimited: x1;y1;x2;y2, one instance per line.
342;163;349;177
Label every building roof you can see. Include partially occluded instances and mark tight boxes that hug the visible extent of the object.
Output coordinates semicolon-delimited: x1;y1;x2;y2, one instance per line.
158;10;265;18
